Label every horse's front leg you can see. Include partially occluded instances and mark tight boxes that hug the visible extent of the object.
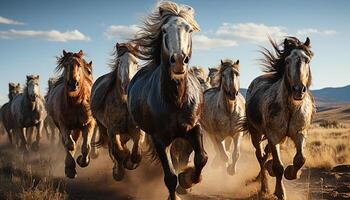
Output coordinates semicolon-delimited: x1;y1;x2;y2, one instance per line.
16;128;29;154
153;136;180;200
59;124;79;178
124;129;145;170
90;124;99;159
179;124;208;190
270;143;285;200
32;121;43;151
284;132;306;180
227;132;242;175
208;133;227;168
110;130;129;181
77;121;94;168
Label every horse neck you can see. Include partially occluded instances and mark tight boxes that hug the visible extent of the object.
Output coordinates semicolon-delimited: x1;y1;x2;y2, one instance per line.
160;64;187;107
113;69;127;103
218;85;236;113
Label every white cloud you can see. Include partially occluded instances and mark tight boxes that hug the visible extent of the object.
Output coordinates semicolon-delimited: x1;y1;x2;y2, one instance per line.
216;22;287;43
0;16;24;25
297;28;337;36
105;24;140;40
193;34;238;50
0;29;90;42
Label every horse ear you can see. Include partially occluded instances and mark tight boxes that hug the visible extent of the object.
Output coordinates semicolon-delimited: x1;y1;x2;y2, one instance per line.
78;50;84;58
235;59;240;65
88;61;92;66
159;7;165;16
26;75;30;81
17;83;20;87
283;38;289;47
304;37;311;47
116;43;120;49
221;60;224;65
63;50;67;56
36;75;39;80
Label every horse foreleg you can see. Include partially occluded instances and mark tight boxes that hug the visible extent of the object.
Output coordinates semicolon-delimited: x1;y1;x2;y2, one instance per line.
208;133;227;168
251;135;269;195
179;125;208;190
43;121;51;144
64;129;80;179
153;136;180;200
125;130;144;170
227;132;242;175
270;143;285;200
17;128;29;154
77;121;94;168
31;122;43;151
285;132;306;180
110;131;129;181
90;125;99;159
26;127;33;146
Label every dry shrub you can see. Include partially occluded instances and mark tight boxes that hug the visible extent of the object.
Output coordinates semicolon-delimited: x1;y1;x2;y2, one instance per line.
319;120;343;128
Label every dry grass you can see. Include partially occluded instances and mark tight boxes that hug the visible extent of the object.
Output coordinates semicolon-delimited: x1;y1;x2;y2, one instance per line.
0;149;67;200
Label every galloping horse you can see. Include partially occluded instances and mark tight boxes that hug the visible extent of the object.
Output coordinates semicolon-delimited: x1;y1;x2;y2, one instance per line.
11;75;46;152
201;59;245;175
46;50;95;178
90;42;144;181
244;37;314;199
44;78;60;145
127;2;207;200
0;83;21;146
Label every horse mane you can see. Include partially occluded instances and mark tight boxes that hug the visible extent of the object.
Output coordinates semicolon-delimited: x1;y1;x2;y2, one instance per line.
110;42;137;71
189;66;206;81
45;77;58;100
53;51;92;89
218;59;240;87
260;36;313;83
130;1;200;70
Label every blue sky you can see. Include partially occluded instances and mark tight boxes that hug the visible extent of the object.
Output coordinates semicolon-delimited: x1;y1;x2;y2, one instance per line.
0;0;349;103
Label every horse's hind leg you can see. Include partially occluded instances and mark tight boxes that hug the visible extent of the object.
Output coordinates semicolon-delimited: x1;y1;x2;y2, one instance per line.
77;121;94;168
179;125;208;190
153;136;181;200
26;127;33;146
227;132;242;175
90;124;100;159
270;143;285;200
5;127;13;146
125;130;145;170
284;132;306;180
32;122;43;151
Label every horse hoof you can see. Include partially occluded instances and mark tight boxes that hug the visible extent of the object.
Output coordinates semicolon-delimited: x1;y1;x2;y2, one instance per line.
227;164;236;176
176;185;188;195
284;165;299;180
65;167;77;179
124;158;140;170
31;142;39;152
178;167;196;189
77;155;90;168
274;191;286;200
113;165;125;181
265;159;275;177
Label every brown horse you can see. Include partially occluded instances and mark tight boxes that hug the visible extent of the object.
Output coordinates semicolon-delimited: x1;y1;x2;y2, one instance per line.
244;37;314;199
46;50;95;178
11;75;46;152
0;83;21;146
128;2;207;200
90;42;144;181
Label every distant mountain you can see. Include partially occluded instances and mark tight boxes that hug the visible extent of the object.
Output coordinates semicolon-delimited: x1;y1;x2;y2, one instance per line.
239;85;350;108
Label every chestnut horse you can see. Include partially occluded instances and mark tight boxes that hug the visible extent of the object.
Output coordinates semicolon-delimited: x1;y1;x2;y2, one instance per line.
0;82;21;146
128;2;207;200
91;42;144;181
46;50;94;178
244;37;314;199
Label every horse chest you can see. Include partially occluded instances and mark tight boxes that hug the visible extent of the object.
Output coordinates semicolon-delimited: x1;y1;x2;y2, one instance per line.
63;104;90;129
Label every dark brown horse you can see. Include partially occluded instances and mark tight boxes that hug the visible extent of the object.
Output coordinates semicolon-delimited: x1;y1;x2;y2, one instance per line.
0;83;21;146
90;42;144;181
44;78;60;145
244;37;314;199
46;50;95;178
127;2;207;200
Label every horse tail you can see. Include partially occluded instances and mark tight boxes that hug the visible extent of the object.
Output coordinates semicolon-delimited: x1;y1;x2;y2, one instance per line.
91;121;109;148
144;135;160;164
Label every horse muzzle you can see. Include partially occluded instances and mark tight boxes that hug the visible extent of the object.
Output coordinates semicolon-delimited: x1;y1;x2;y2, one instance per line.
170;54;188;76
67;80;79;91
292;85;306;101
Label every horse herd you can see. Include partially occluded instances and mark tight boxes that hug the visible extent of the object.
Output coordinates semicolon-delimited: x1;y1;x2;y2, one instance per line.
0;2;316;200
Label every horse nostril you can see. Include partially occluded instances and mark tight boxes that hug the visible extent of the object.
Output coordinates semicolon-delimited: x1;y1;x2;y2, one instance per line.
170;55;176;64
302;86;306;93
235;91;239;96
183;56;189;64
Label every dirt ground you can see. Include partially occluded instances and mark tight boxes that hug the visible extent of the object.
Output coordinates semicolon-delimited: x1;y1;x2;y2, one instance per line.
0;125;349;200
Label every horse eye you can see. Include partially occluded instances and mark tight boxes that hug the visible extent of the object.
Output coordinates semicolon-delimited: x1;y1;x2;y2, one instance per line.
162;28;167;34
